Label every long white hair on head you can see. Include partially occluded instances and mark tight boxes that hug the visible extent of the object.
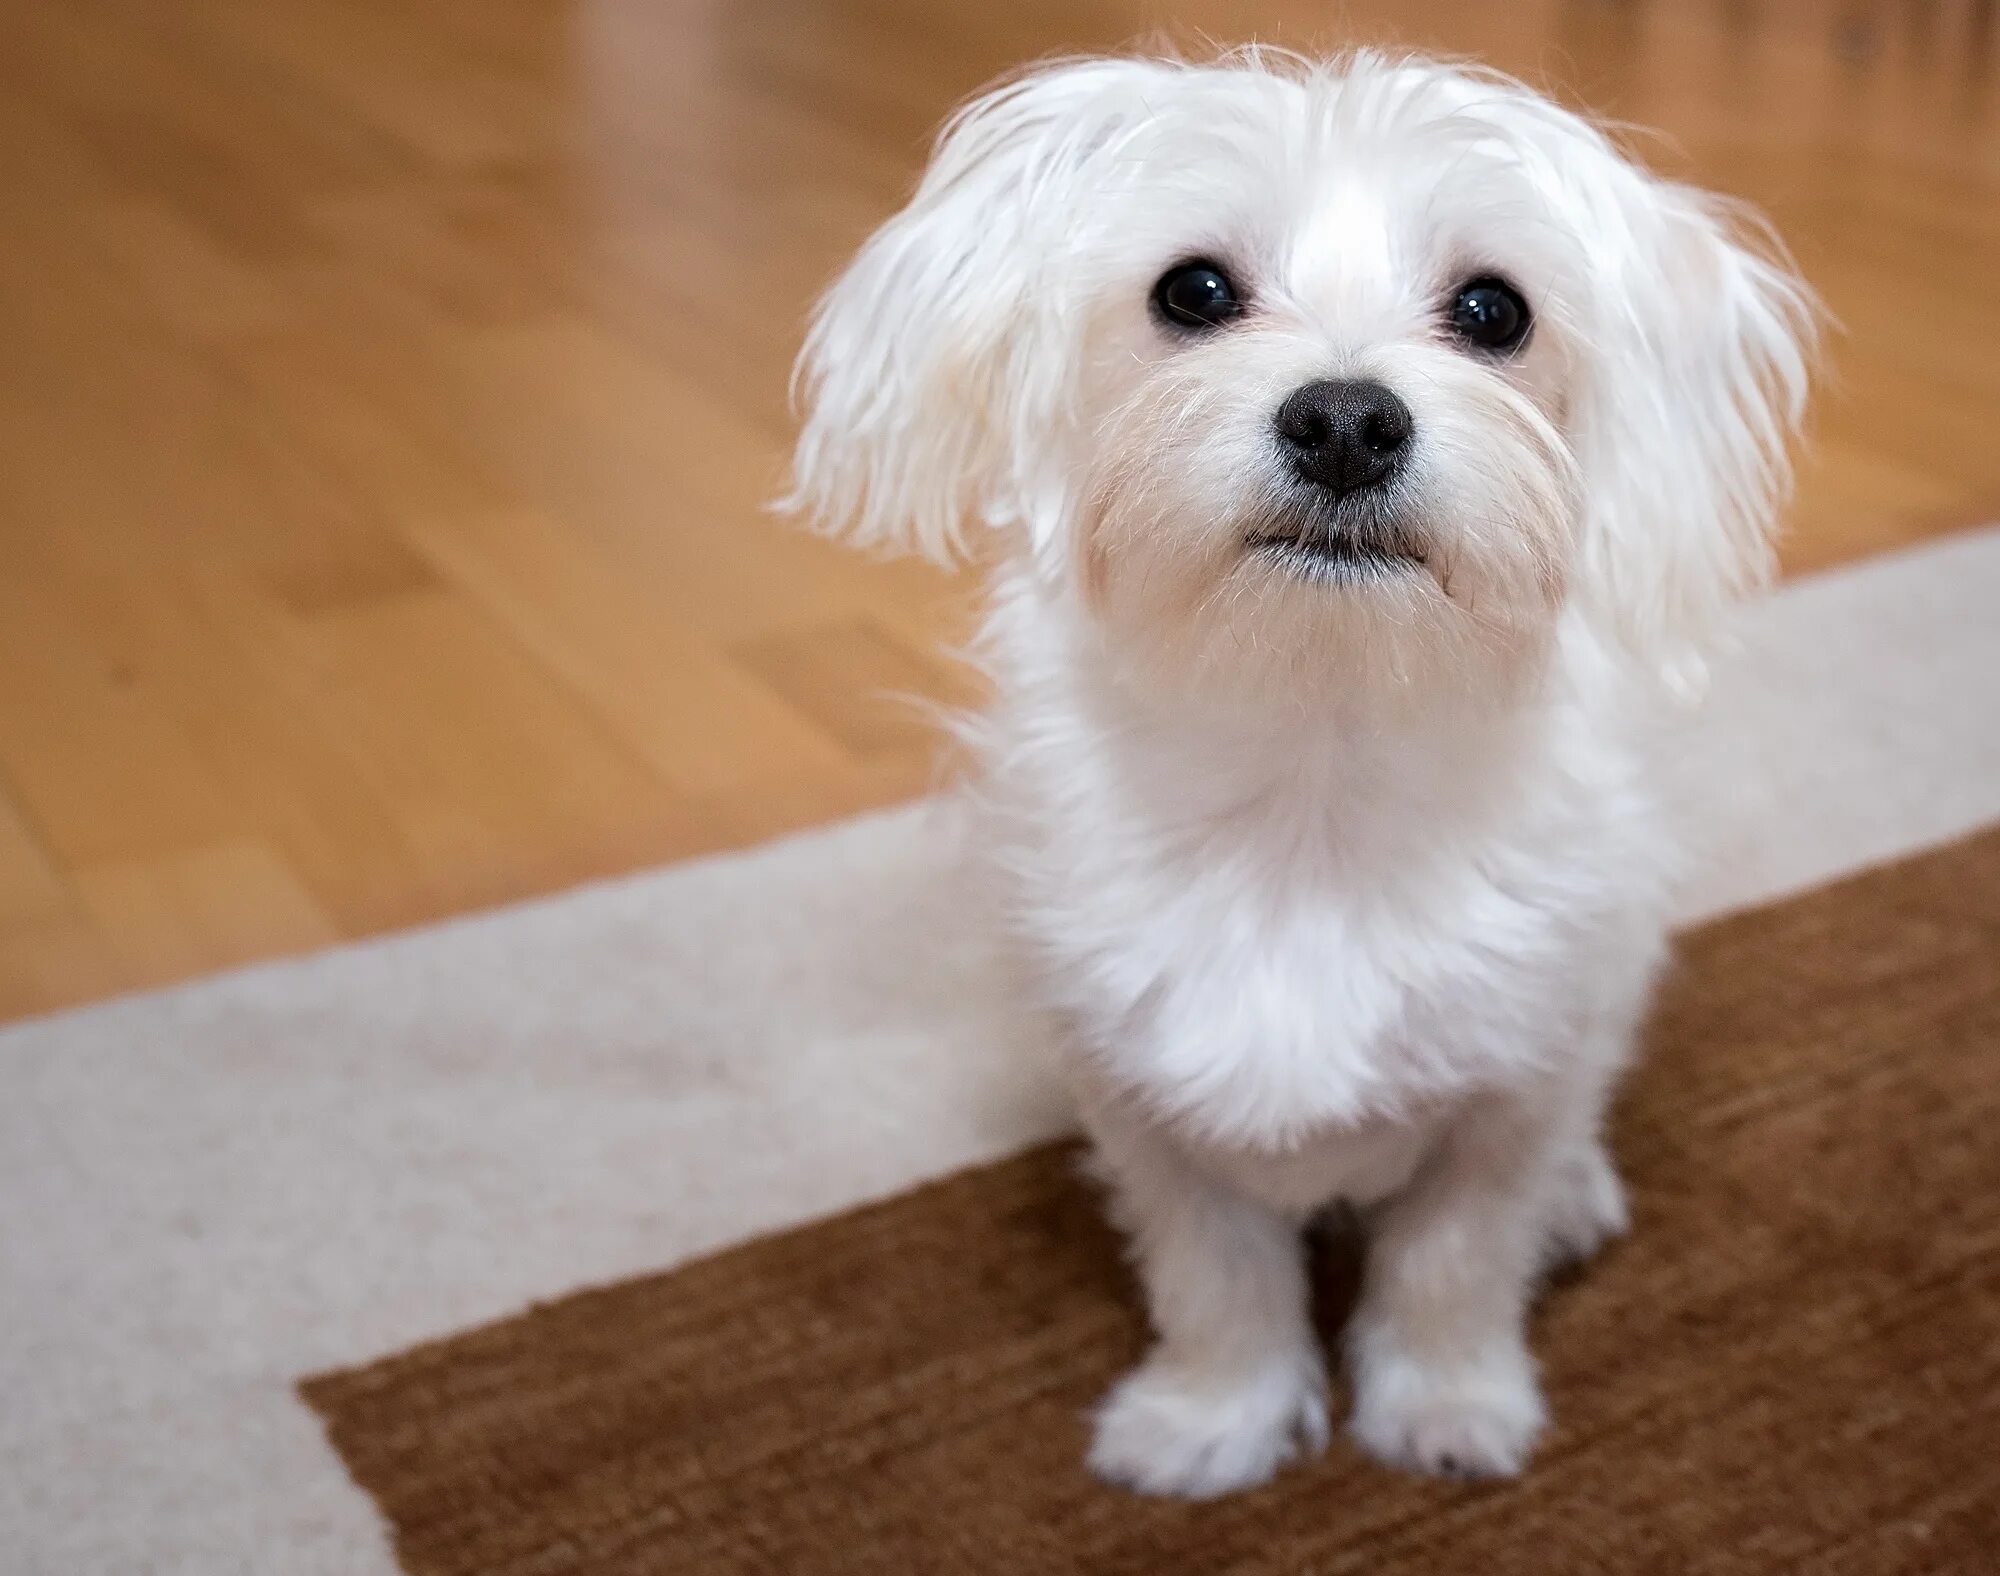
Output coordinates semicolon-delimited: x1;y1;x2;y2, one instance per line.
778;57;1172;567
1501;100;1822;691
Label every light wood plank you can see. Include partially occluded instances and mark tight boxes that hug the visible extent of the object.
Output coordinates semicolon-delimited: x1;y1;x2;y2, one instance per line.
0;783;70;930
74;840;339;989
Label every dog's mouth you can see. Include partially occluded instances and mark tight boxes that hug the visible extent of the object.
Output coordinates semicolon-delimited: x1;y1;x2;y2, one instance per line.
1243;529;1427;579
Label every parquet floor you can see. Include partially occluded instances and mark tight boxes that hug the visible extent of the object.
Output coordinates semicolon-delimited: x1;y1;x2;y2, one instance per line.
3;0;1998;1020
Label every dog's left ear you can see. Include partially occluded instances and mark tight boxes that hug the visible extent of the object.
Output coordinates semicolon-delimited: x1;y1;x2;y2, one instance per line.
1570;175;1819;693
781;58;1164;566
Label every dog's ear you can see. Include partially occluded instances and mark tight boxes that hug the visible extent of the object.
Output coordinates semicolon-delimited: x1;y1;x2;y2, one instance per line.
781;59;1159;564
1569;175;1819;693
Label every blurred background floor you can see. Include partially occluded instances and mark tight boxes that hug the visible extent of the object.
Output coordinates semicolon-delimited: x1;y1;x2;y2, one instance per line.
1;0;1997;1021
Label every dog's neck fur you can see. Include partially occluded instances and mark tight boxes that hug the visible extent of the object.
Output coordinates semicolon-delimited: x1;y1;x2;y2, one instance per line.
985;566;1594;900
1110;679;1552;878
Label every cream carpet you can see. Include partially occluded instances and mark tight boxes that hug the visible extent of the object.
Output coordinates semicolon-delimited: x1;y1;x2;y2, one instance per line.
6;528;2000;1574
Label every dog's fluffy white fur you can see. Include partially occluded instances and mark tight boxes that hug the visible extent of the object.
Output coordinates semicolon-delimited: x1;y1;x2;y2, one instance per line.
784;49;1815;1496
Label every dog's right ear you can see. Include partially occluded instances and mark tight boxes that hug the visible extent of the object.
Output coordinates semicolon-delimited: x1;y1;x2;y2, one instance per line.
780;58;1162;564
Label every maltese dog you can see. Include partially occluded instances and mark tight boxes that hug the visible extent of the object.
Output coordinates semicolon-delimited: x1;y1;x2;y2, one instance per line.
784;49;1815;1497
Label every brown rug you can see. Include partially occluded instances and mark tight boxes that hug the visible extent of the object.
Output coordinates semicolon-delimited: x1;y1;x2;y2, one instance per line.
304;827;2000;1576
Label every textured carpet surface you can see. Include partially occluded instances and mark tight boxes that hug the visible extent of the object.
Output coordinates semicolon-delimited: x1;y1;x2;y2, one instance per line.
306;825;2000;1576
10;531;2000;1573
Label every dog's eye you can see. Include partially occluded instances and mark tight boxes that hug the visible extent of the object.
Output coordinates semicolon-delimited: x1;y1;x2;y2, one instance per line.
1154;262;1245;330
1446;277;1531;353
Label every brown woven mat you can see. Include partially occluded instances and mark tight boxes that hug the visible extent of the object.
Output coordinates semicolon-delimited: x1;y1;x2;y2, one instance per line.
304;827;2000;1575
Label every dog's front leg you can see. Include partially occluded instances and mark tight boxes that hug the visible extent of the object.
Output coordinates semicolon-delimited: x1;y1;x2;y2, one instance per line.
1345;1086;1581;1479
1082;1105;1329;1498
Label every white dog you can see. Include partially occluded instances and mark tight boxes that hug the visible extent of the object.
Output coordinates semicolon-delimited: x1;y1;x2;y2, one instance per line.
784;49;1815;1497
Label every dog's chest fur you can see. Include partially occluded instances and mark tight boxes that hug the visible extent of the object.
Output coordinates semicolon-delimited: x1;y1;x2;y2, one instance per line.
988;604;1670;1170
1043;818;1602;1150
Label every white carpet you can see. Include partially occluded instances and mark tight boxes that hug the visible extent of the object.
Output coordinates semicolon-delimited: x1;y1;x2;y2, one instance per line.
6;528;2000;1575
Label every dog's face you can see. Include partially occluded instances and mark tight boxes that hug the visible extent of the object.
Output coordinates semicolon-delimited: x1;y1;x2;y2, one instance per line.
787;53;1815;701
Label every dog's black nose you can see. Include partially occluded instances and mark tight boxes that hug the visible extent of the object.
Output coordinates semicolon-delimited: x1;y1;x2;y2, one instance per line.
1273;379;1413;497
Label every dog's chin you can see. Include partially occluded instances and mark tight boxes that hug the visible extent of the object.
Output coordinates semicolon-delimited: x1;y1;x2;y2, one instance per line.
1093;486;1558;710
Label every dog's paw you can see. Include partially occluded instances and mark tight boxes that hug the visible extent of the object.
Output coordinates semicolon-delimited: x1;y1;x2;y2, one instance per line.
1348;1338;1545;1479
1087;1352;1329;1498
1541;1139;1630;1270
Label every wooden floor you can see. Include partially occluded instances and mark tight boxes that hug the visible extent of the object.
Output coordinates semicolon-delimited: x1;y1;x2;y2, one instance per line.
2;0;1998;1022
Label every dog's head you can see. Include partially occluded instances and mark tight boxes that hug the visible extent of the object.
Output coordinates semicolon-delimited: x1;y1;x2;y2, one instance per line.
784;51;1816;702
